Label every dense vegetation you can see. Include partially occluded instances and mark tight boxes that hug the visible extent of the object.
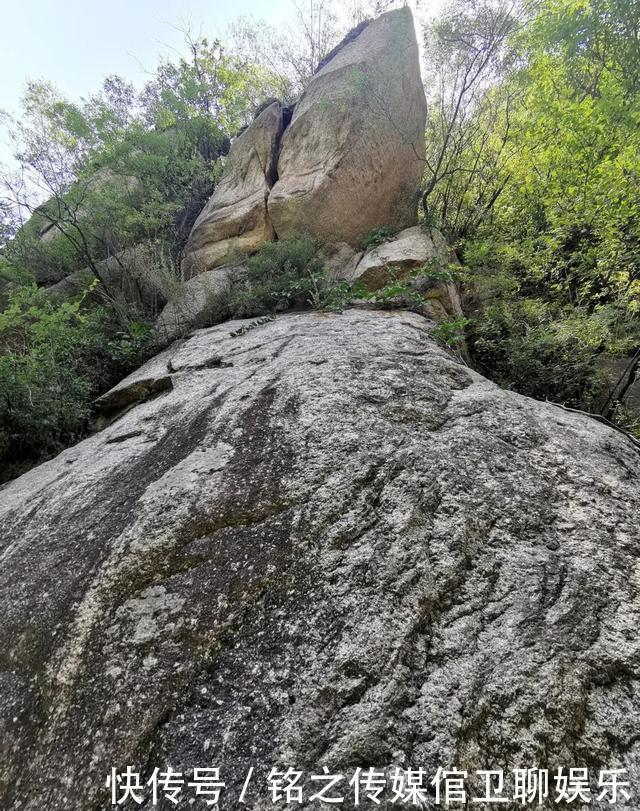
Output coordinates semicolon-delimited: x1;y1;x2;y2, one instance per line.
1;0;639;480
422;0;640;426
0;36;287;478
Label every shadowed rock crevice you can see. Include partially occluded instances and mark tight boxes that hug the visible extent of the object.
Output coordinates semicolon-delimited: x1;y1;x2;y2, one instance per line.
181;101;287;277
267;104;294;190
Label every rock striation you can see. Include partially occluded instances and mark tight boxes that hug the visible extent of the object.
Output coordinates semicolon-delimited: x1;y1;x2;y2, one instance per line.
182;8;427;274
1;310;639;809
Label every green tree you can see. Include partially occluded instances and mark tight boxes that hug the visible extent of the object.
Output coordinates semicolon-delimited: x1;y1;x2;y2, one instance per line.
428;0;640;416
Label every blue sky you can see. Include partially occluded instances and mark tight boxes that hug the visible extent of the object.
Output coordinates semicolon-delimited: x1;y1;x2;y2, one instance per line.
0;0;439;167
0;0;293;119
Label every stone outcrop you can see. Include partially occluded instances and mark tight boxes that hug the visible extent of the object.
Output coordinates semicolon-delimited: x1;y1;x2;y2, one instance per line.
349;225;464;320
349;226;450;284
323;241;363;280
1;309;639;809
181;102;284;277
154;266;236;343
268;8;426;245
182;8;427;275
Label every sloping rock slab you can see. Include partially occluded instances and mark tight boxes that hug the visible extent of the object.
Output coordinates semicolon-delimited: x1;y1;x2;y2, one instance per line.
267;8;427;245
0;311;639;808
182;102;284;277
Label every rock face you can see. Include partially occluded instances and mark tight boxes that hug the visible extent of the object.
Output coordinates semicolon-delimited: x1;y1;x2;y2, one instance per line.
182;8;427;274
348;226;464;320
154;266;236;343
268;8;426;245
159;226;461;343
1;309;639;809
181;102;284;277
350;226;450;284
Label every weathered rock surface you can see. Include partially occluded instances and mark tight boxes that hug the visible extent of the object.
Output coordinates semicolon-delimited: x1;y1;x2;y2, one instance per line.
182;102;284;277
267;8;427;245
350;226;464;320
154;266;237;343
323;241;363;281
351;226;448;284
181;9;426;274
1;310;639;809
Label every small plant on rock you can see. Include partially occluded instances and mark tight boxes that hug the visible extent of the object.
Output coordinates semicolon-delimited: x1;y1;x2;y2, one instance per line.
431;316;470;348
358;225;398;251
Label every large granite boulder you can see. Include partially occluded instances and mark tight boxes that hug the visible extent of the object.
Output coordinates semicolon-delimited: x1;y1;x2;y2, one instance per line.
181;102;284;277
267;8;427;245
1;309;639;809
181;8;427;276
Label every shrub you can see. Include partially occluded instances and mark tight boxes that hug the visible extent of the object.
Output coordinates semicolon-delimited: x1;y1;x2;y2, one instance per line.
431;316;470;348
358;226;398;251
230;234;352;316
468;299;608;406
0;284;151;480
355;261;458;312
457;232;640;410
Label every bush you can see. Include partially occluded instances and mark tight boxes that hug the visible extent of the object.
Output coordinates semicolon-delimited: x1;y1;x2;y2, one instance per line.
358;226;398;251
0;285;151;480
431;316;470;349
468;299;608;406
355;260;458;312
230;233;352;316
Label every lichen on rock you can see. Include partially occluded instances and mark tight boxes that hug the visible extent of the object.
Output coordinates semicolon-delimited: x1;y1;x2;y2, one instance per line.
1;310;639;809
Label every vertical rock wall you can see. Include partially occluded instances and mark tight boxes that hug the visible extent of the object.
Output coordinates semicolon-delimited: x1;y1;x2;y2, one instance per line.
268;7;427;246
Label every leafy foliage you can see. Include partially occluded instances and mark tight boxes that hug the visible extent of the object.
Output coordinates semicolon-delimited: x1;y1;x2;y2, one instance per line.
358;225;398;251
431;316;470;348
1;35;286;294
230;234;353;316
426;0;640;414
0;34;289;477
0;285;151;480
